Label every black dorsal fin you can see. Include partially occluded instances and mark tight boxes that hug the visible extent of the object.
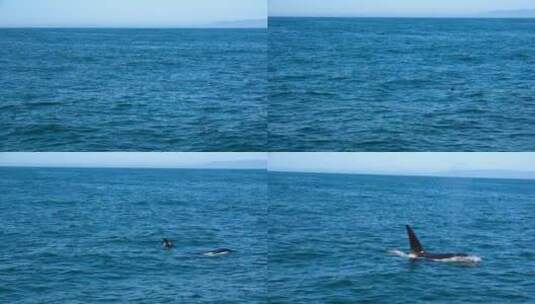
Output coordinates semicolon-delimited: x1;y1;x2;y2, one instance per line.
406;225;424;253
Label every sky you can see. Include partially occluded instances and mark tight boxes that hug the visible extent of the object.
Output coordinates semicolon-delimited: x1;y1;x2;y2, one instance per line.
0;153;266;169
269;0;535;17
269;153;535;179
0;0;266;27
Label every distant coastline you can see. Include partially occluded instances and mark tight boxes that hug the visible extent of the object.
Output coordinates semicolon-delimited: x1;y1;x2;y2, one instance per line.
210;19;267;28
0;19;268;29
268;169;535;181
483;9;535;18
0;160;267;170
268;16;535;19
268;9;535;18
0;166;266;171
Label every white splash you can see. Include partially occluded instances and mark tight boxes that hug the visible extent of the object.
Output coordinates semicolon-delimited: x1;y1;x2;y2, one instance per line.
435;255;482;264
202;251;231;257
389;250;417;259
389;250;482;264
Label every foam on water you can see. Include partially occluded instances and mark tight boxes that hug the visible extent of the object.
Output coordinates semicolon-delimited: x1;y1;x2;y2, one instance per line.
389;250;482;264
202;251;231;257
388;249;415;259
436;255;482;264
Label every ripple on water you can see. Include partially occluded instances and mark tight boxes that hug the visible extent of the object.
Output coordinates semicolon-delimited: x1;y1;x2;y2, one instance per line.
269;18;535;151
0;28;267;151
0;168;267;303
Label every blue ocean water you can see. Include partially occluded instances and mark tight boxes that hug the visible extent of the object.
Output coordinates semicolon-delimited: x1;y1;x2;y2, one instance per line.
0;168;267;303
269;172;535;303
0;29;266;151
269;18;535;151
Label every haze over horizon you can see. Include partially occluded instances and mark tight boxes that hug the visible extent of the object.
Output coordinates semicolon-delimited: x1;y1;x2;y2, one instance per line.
269;0;535;17
4;153;535;179
269;153;535;179
0;0;267;28
0;153;267;169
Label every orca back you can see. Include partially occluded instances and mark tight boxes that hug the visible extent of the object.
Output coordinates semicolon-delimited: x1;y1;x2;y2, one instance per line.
212;248;231;254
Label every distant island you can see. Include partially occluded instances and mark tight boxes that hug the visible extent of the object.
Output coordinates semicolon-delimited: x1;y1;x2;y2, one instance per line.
441;170;535;180
268;9;535;19
483;9;535;18
0;19;268;29
209;19;267;28
202;159;266;170
269;168;535;180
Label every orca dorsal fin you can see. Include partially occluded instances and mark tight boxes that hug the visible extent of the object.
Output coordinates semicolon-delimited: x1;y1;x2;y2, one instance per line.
406;225;424;254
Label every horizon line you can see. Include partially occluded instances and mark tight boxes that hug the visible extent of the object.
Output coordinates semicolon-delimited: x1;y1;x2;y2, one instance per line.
2;166;534;180
0;165;266;170
0;26;267;29
269;15;535;19
268;169;535;181
0;26;267;30
0;19;268;29
268;8;535;19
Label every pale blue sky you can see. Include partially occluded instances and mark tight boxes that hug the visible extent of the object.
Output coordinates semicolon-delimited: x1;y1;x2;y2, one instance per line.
269;0;535;17
0;0;266;27
269;153;535;179
0;153;266;169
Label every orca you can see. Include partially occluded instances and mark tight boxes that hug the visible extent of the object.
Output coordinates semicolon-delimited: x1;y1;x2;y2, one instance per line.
406;225;470;261
202;248;232;256
162;238;174;249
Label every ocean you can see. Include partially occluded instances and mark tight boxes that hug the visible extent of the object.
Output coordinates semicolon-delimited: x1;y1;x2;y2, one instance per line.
269;18;535;151
0;168;267;303
0;29;267;151
269;171;535;303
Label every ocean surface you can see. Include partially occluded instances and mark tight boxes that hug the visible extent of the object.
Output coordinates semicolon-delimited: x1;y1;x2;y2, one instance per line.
0;29;266;151
269;172;535;303
0;168;267;303
269;18;535;151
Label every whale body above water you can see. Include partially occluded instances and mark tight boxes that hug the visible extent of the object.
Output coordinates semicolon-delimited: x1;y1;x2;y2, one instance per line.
405;225;478;262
